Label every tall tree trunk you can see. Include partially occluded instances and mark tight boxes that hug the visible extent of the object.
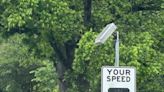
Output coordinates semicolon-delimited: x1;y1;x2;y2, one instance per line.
49;35;68;92
84;0;92;27
49;35;76;92
56;61;67;92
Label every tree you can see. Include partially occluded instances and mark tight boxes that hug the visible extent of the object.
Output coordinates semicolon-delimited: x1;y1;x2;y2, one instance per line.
70;0;164;92
0;33;58;92
30;61;58;92
0;33;38;92
0;0;163;92
0;0;83;92
72;31;163;92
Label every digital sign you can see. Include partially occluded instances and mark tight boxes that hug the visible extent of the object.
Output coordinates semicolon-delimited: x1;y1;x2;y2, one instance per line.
101;66;136;92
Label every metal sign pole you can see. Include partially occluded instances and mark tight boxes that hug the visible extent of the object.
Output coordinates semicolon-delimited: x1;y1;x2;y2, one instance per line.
115;31;119;67
114;31;120;92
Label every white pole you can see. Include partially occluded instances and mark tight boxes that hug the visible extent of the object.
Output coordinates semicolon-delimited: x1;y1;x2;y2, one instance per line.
115;31;119;67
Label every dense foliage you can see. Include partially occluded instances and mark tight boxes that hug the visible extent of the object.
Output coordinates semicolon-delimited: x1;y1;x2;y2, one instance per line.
0;0;163;92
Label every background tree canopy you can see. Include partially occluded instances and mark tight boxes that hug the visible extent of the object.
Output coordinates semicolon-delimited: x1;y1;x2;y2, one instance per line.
0;0;163;92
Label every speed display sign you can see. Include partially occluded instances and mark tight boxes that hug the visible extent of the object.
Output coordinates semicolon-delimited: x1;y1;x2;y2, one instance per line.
101;66;136;92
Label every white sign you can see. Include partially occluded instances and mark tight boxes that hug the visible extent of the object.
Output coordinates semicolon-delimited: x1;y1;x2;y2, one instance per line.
101;66;136;92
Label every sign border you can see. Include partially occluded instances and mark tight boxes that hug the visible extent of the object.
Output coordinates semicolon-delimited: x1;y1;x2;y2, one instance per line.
101;66;136;92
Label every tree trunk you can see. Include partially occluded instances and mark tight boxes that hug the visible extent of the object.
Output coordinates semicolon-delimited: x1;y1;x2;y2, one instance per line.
56;61;67;92
84;0;92;27
49;36;68;92
50;36;76;92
